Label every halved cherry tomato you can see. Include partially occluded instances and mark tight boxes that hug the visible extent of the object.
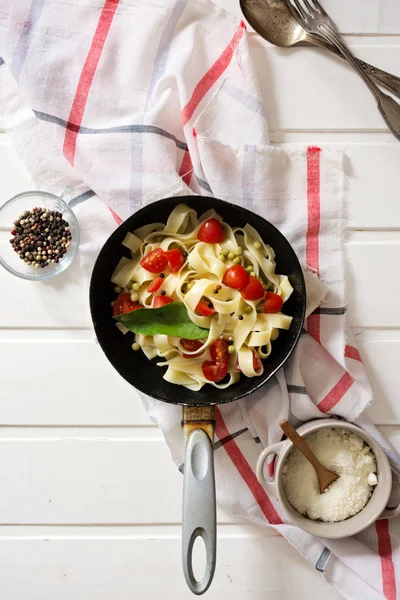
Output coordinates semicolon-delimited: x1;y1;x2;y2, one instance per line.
113;293;142;316
153;295;174;308
202;360;228;382
140;248;168;273
181;338;204;358
210;339;229;367
197;218;224;244
240;275;264;301
195;300;216;317
147;276;164;293
252;351;262;372
165;248;185;274
222;265;248;290
263;291;283;314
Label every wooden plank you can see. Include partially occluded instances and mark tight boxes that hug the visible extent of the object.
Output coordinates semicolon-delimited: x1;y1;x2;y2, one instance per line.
1;235;399;328
1;328;400;426
0;263;93;328
0;433;247;524
277;140;400;230
342;142;400;229
346;232;400;327
0;330;153;426
0;423;398;526
0;528;338;600
357;330;400;425
251;39;400;132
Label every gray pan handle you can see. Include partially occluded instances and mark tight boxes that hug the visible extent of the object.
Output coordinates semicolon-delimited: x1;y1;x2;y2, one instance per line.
182;428;216;595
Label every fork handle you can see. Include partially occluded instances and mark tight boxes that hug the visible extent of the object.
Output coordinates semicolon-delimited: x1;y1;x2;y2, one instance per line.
356;60;400;99
318;23;400;141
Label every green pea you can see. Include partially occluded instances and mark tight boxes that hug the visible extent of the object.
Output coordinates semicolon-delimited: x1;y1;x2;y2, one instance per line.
232;257;241;265
228;345;236;354
130;293;139;302
246;265;253;273
227;252;235;261
250;271;256;278
114;285;122;294
131;282;140;291
220;249;229;257
253;241;262;250
186;282;194;290
243;305;253;314
235;246;243;256
132;342;140;351
218;254;226;262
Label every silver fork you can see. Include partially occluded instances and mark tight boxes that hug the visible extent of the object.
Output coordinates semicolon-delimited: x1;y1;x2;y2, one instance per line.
286;0;400;141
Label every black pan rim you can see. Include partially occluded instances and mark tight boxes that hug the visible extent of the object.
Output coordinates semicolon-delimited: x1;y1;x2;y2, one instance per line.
90;195;306;406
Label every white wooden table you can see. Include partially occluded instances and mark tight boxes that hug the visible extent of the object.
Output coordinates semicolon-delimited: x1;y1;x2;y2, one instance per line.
1;1;400;598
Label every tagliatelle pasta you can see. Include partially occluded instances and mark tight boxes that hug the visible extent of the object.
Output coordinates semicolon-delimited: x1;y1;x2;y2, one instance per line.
111;204;293;390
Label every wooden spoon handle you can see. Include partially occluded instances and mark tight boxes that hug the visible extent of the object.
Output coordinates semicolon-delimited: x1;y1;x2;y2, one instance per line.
279;420;324;472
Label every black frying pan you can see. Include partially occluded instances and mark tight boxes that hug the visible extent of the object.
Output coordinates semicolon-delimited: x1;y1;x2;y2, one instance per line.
90;196;306;594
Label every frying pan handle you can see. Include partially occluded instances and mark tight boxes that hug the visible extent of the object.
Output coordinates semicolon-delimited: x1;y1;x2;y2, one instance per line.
182;428;216;595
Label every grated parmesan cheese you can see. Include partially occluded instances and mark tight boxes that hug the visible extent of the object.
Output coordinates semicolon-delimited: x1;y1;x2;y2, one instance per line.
282;428;377;522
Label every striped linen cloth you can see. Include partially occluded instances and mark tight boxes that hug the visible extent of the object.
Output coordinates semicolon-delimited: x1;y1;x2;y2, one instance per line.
0;1;399;598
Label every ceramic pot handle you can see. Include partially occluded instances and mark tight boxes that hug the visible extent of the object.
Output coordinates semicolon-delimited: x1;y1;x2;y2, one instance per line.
379;467;400;520
256;441;285;500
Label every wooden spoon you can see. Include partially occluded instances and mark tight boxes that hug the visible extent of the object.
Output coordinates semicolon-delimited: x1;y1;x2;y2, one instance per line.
280;420;339;493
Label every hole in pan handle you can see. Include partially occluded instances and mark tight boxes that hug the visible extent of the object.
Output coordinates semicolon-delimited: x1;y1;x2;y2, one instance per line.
182;426;216;595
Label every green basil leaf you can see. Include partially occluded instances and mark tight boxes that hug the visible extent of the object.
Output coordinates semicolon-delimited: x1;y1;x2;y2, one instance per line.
114;302;209;339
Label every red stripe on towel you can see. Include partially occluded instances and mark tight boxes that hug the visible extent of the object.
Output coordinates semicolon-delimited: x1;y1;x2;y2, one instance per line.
179;150;193;187
306;146;321;341
317;371;354;413
376;519;397;600
215;407;282;525
108;206;122;225
307;313;321;344
344;345;362;363
181;21;246;127
63;0;119;164
306;146;321;273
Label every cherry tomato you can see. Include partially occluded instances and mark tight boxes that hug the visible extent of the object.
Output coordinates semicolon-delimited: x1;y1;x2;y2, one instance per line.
202;360;228;382
165;248;185;273
147;276;164;293
222;265;248;290
263;292;283;314
252;352;262;372
113;293;142;316
210;339;229;367
240;275;264;301
153;295;174;308
181;338;204;358
195;300;216;317
140;248;168;273
197;218;224;244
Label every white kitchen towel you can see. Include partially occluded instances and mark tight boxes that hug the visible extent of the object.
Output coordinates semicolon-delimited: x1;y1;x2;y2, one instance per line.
0;1;399;599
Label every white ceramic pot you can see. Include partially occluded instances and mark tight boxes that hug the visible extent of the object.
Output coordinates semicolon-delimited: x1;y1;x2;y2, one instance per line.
256;418;400;538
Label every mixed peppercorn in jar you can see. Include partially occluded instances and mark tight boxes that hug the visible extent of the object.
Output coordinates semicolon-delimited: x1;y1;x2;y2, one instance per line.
10;207;72;268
